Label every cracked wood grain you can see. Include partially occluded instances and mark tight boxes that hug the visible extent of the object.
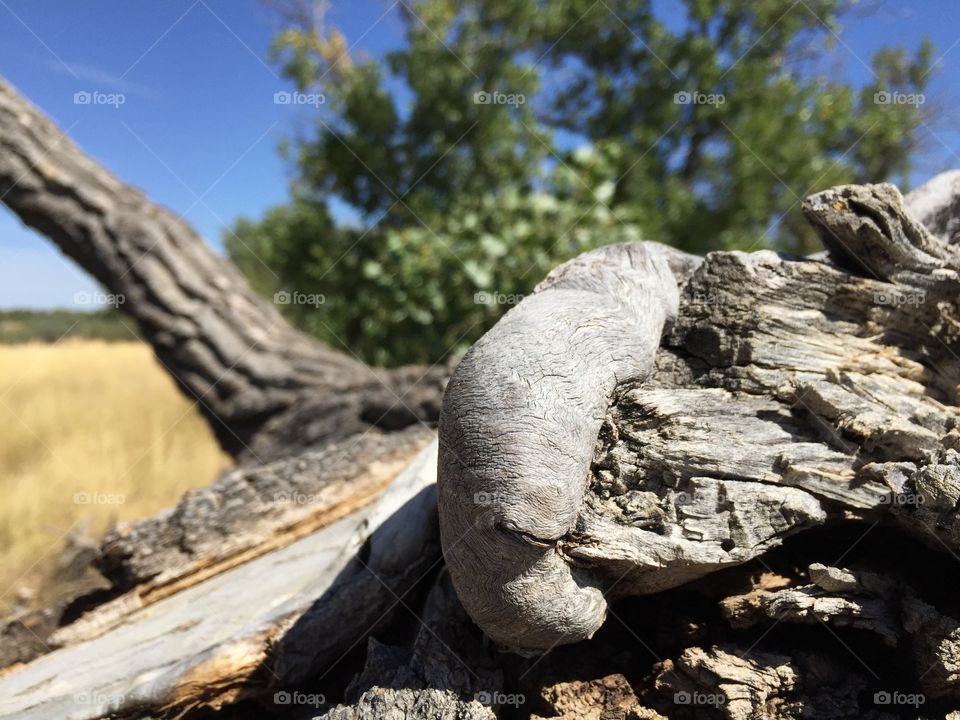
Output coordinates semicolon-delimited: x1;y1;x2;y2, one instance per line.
437;179;960;659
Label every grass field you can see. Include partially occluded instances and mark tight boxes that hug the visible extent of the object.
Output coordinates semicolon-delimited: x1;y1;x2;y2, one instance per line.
0;340;231;611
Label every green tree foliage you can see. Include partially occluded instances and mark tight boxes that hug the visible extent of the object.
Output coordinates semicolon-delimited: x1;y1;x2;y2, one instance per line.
228;0;934;365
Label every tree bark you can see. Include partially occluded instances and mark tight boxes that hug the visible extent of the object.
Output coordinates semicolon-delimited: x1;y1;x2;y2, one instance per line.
437;180;960;661
4;176;958;720
0;439;442;719
4;74;960;720
0;76;447;461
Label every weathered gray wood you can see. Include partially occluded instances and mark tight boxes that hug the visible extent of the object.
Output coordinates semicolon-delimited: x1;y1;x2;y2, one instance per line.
263;178;960;717
319;573;500;720
438;180;960;663
0;426;434;672
720;563;960;702
721;564;901;644
0;440;439;719
96;425;434;592
802;181;960;282
652;645;860;720
6;157;960;718
438;242;694;654
906;169;960;244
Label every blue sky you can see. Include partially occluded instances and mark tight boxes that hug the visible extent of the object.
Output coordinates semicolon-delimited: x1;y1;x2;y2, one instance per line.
1;0;958;308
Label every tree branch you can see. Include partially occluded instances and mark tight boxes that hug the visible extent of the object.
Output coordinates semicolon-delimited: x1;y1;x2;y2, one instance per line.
0;76;445;460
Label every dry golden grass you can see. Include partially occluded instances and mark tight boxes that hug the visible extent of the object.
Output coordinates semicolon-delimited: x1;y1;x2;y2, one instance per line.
0;340;231;609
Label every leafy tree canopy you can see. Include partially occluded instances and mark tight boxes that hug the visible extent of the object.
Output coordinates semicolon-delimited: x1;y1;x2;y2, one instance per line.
228;0;934;365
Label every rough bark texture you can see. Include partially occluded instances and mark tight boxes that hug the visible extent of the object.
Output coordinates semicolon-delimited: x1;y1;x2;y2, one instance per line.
719;563;960;701
438;241;698;654
906;169;960;244
5;177;960;719
95;426;435;592
319;573;501;720
0;75;447;461
438;180;960;664
0;440;441;719
0;426;436;672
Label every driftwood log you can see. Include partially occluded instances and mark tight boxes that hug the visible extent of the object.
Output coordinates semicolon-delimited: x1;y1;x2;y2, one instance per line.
1;75;960;719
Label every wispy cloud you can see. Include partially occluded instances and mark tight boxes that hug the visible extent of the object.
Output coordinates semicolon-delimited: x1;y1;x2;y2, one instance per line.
46;59;162;99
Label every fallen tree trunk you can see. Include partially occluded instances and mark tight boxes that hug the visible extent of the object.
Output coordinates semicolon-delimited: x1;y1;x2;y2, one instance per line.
0;76;447;461
4;175;958;720
4;73;960;719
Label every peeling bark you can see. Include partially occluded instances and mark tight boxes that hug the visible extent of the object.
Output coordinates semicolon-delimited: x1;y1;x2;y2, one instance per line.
438;180;960;662
0;441;441;719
